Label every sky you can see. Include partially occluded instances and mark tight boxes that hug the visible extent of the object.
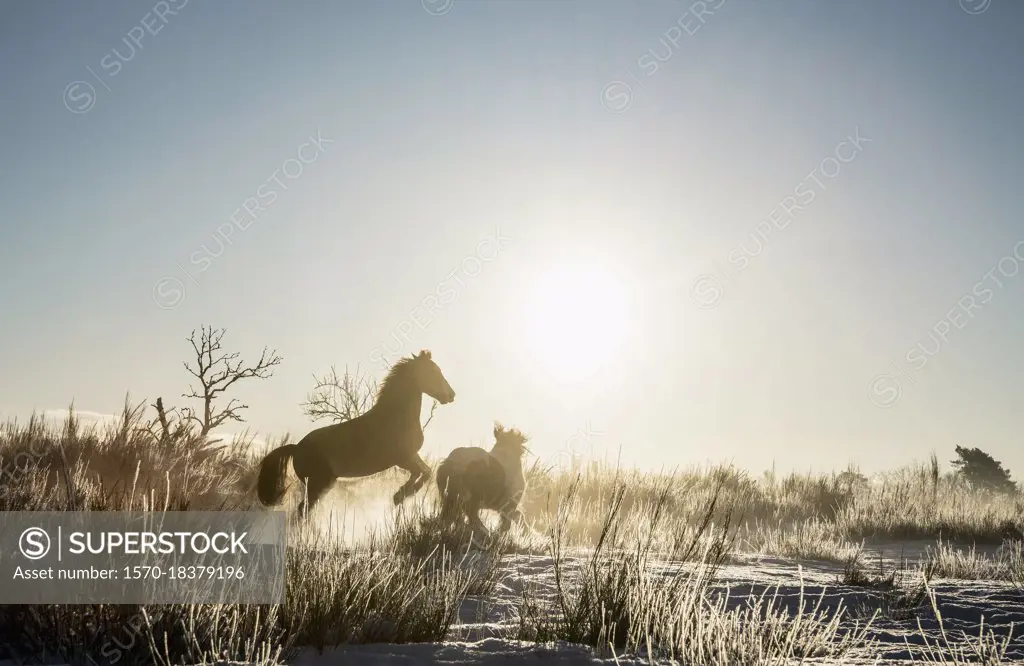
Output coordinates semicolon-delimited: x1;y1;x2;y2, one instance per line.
1;0;1023;478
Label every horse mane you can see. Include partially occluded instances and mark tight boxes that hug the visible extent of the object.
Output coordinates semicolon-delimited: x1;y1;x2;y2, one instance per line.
493;422;529;445
375;350;430;403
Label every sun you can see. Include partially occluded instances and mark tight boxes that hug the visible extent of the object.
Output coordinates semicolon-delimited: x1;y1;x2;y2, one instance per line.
522;264;632;382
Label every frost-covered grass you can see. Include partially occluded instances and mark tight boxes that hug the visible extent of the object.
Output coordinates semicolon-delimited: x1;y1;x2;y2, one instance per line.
0;404;1021;664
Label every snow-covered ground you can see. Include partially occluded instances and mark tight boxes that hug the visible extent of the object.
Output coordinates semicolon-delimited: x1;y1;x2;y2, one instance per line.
285;638;645;666
1;540;1019;665
278;540;1023;665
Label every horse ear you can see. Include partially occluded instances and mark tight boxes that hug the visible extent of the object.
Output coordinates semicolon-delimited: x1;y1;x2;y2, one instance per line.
493;422;503;438
418;349;431;360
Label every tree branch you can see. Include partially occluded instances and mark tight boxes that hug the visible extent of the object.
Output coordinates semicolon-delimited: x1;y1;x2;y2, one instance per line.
301;364;377;423
421;400;438;431
179;326;282;435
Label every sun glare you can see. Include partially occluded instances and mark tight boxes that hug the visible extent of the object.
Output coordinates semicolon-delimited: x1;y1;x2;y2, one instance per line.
523;264;631;382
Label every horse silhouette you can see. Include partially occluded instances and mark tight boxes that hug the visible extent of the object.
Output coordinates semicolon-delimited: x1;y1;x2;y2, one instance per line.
256;350;455;517
436;423;529;536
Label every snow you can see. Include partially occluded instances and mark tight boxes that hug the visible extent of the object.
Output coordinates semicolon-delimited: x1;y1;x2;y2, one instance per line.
285;638;644;665
271;540;1024;665
3;541;1020;665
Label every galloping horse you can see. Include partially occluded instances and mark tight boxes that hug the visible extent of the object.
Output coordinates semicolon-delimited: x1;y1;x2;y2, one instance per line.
256;350;455;517
436;423;529;536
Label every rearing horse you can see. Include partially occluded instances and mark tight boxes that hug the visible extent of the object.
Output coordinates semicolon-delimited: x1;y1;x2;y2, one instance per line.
256;350;455;516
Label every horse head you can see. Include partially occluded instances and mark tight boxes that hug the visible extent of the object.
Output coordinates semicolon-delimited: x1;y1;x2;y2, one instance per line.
492;422;530;457
411;349;456;404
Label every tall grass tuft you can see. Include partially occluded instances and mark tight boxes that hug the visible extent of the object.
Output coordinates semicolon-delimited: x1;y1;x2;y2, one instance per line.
925;538;1024;582
516;476;877;664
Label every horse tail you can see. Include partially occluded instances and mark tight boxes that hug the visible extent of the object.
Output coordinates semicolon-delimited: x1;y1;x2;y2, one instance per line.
436;456;460;519
257;444;297;506
436;457;452;497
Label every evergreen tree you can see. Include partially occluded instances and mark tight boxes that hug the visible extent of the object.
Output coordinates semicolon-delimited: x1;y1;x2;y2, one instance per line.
950;445;1018;494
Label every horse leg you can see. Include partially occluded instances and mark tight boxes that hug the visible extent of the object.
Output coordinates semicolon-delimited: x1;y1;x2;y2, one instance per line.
408;454;432;493
392;455;431;506
500;508;526;533
297;471;335;519
495;495;520;533
438;479;461;527
465;501;488;538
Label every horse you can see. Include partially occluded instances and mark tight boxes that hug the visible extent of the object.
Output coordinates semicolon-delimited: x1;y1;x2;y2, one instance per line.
436;423;529;537
256;349;456;517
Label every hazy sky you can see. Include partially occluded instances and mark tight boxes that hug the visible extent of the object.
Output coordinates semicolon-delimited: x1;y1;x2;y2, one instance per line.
2;0;1023;477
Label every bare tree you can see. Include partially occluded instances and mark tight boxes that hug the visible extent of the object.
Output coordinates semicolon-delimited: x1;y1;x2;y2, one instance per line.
301;363;438;429
147;396;191;441
178;326;283;436
302;364;378;423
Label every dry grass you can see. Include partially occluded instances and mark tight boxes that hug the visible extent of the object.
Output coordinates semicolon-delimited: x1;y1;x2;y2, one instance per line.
0;404;488;665
515;457;1022;570
915;583;1019;665
1;403;1021;664
514;478;879;664
0;400;258;512
838;550;935;622
833;462;1023;544
924;538;1024;581
740;519;864;563
0;524;482;665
